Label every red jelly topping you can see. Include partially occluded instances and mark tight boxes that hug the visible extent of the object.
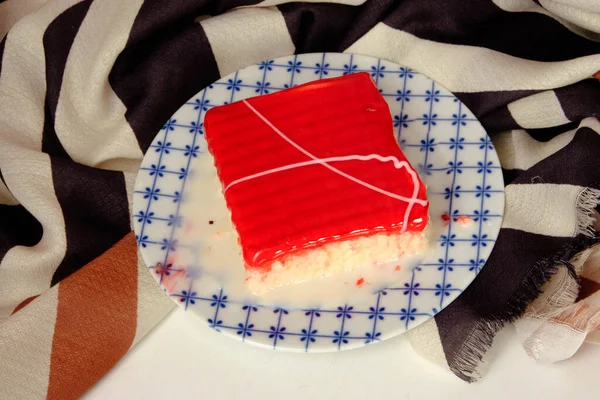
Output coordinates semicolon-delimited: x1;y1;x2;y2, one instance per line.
205;72;429;269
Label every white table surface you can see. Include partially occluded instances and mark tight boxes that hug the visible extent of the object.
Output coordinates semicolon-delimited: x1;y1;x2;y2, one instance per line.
84;308;600;399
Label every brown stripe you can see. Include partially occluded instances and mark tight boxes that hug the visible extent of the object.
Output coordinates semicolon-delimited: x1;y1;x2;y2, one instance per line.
279;1;367;52
435;230;572;379
382;0;600;62
501;168;522;186
47;232;138;400
456;90;536;120
41;0;93;158
455;90;535;133
526;121;580;143
10;294;39;315
578;277;600;301
50;157;131;285
109;0;223;152
0;36;5;78
554;79;600;123
0;204;43;261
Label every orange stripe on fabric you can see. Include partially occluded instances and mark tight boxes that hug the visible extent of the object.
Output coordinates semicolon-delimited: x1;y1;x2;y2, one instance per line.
47;232;138;400
10;295;39;315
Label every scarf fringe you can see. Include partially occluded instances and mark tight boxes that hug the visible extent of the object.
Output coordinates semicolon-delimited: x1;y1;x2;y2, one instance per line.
448;187;600;383
530;245;598;317
576;187;600;237
531;266;579;314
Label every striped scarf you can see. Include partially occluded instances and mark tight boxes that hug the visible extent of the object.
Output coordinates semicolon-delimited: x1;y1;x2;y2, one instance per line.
0;0;599;398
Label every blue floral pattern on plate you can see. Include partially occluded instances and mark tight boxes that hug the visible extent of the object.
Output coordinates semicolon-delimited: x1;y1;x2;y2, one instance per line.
133;53;504;352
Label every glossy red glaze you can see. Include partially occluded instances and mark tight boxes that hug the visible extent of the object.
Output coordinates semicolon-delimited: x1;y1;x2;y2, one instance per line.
205;72;428;269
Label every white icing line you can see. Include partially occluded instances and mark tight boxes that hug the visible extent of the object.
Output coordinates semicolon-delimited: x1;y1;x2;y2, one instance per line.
401;166;421;233
224;155;427;207
238;99;426;232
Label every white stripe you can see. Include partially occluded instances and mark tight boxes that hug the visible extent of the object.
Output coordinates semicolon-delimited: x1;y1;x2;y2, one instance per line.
493;0;600;41
0;286;58;400
123;168;175;346
0;0;80;152
0;0;48;39
0;0;77;318
494;128;576;170
132;254;175;345
546;0;600;13
96;158;141;173
53;0;144;167
407;319;450;370
0;149;66;320
503;184;583;236
200;7;295;76
507;90;570;129
578;116;600;133
540;0;600;34
126;170;174;346
345;23;600;92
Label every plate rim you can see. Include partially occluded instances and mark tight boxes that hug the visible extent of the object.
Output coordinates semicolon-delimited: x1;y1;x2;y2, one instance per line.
133;52;505;352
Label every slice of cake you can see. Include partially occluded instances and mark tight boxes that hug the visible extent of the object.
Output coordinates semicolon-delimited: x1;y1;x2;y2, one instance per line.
204;72;429;293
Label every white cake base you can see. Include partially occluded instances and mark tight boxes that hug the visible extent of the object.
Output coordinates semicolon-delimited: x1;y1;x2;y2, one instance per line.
246;230;429;296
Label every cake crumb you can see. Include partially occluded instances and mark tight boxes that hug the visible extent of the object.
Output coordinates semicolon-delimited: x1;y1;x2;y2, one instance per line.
356;277;365;287
441;213;451;227
395;265;401;272
456;216;474;226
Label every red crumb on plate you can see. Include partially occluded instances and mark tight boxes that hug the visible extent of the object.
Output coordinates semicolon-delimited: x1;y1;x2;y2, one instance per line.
395;265;401;272
456;216;474;226
441;213;450;227
356;277;365;287
161;269;185;294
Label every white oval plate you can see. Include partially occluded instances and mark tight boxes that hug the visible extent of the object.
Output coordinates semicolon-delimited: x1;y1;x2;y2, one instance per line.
133;53;504;352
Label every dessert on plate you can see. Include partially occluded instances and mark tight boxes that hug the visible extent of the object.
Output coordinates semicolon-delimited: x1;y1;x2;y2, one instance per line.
204;72;429;293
